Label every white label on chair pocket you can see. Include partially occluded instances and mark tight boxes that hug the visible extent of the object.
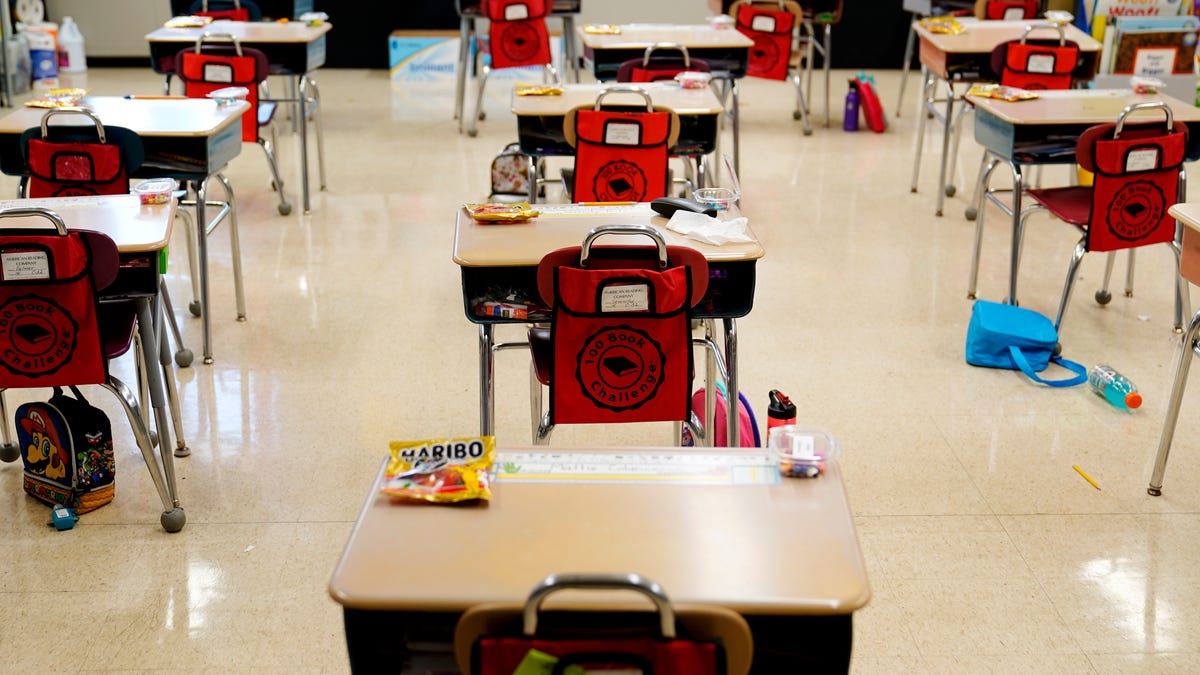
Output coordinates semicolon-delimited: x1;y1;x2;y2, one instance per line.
203;63;234;83
751;15;776;32
505;4;529;20
601;284;650;312
1026;54;1055;74
605;122;641;145
1127;148;1159;172
1;251;50;280
1003;8;1025;19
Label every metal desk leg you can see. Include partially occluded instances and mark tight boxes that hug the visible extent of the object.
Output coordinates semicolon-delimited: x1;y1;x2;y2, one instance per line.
896;17;916;117
456;14;472;124
195;180;213;364
135;297;181;510
724;318;738;448
704;320;717;448
479;323;495;436
1007;160;1024;305
1149;308;1200;495
298;74;311;215
822;24;832;129
731;78;741;179
560;15;578;83
934;79;955;217
910;67;932;194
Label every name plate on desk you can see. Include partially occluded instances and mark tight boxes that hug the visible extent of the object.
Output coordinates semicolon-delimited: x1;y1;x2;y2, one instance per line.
496;450;780;485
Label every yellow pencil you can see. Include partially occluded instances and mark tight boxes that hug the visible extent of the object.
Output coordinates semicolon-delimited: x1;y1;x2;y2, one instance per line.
1073;465;1101;491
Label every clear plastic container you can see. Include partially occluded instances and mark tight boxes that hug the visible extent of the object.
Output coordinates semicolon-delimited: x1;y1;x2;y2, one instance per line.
675;70;713;90
134;178;178;205
205;86;249;106
692;187;739;211
767;425;839;478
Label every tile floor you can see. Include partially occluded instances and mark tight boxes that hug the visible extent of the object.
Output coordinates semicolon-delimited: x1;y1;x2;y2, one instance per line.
1;64;1200;673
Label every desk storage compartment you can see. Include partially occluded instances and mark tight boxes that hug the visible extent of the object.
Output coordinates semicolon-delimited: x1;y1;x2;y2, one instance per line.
586;47;749;80
462;266;550;324
105;252;160;300
696;260;756;318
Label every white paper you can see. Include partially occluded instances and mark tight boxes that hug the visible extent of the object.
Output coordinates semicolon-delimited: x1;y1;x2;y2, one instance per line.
1126;148;1159;172
504;4;529;20
665;211;754;245
601;284;650;312
203;63;234;83
604;122;640;146
2;251;49;280
1026;54;1055;74
751;15;776;32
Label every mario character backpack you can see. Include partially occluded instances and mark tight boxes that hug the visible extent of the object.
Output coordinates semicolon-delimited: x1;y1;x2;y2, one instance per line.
17;385;115;513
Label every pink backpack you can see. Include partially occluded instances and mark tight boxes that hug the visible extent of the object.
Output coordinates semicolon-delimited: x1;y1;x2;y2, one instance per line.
681;388;760;447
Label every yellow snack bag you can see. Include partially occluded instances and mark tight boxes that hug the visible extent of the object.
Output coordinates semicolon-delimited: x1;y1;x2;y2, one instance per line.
382;437;495;503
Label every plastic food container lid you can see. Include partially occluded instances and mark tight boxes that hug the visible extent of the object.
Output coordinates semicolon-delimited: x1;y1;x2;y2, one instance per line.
691;187;739;210
206;86;249;105
675;71;713;89
133;178;178;204
767;425;840;477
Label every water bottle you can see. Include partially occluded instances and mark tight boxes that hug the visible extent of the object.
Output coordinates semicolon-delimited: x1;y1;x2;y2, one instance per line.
1088;364;1142;410
57;17;86;73
766;389;796;445
843;86;860;132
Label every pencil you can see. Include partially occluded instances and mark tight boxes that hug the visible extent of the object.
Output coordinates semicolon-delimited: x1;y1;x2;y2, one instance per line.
577;201;636;206
1073;465;1101;491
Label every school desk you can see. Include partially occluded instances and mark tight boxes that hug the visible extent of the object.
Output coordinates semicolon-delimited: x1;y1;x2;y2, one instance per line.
452;203;762;447
966;89;1200;305
328;446;871;671
145;19;331;214
454;0;584;130
1152;202;1200;497
511;83;724;201
578;24;753;175
910;18;1102;217
0;97;248;365
896;0;976;116
0;195;186;529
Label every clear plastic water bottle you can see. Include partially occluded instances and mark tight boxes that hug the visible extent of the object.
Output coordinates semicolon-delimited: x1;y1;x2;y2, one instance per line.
1088;364;1142;410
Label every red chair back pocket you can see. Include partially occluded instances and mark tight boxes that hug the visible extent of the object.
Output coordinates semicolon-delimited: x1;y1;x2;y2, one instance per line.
177;49;264;142
985;0;1038;19
1000;41;1078;90
735;4;795;81
26;140;127;198
571;109;672;202
483;0;551;70
1087;126;1187;252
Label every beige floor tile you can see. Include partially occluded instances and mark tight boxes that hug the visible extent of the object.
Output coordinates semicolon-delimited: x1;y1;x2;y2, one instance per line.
1089;653;1200;674
1043;575;1200;654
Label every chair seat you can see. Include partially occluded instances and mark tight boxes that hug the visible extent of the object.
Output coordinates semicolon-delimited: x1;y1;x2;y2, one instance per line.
99;301;139;360
529;326;551;385
1026;185;1092;228
257;101;277;127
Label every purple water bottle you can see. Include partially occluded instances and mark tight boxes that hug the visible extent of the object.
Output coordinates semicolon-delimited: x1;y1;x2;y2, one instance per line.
843;85;860;132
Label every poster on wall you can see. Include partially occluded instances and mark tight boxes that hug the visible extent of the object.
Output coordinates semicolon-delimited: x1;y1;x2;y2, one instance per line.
1084;0;1188;29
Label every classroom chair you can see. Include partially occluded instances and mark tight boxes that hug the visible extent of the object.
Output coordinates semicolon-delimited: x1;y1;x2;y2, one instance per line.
187;0;264;21
728;0;812;134
454;573;753;675
464;0;560;137
992;101;1189;335
16;107;193;455
963;24;1081;223
175;33;292;215
561;87;680;203
0;207;186;532
1149;217;1200;498
527;225;707;444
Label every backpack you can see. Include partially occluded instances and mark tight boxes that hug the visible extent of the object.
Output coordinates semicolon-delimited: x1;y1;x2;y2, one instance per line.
681;387;761;447
489;142;533;200
17;385;115;513
964;300;1087;387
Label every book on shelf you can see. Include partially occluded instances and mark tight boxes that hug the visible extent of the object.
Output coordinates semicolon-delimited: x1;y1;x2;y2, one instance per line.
1107;15;1199;75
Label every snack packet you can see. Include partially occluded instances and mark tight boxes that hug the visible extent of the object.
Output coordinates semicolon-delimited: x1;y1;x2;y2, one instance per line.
466;202;539;224
164;15;213;28
919;16;962;34
515;83;564;96
382;437;495;503
583;24;621;34
24;88;86;108
966;84;1038;102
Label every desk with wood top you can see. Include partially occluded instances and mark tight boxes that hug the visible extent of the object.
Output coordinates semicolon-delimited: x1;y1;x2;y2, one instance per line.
966;90;1200;305
328;446;871;671
0;195;185;528
452;203;763;447
146;19;331;214
512;83;724;200
0;97;247;365
910;19;1102;216
579;24;753;174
